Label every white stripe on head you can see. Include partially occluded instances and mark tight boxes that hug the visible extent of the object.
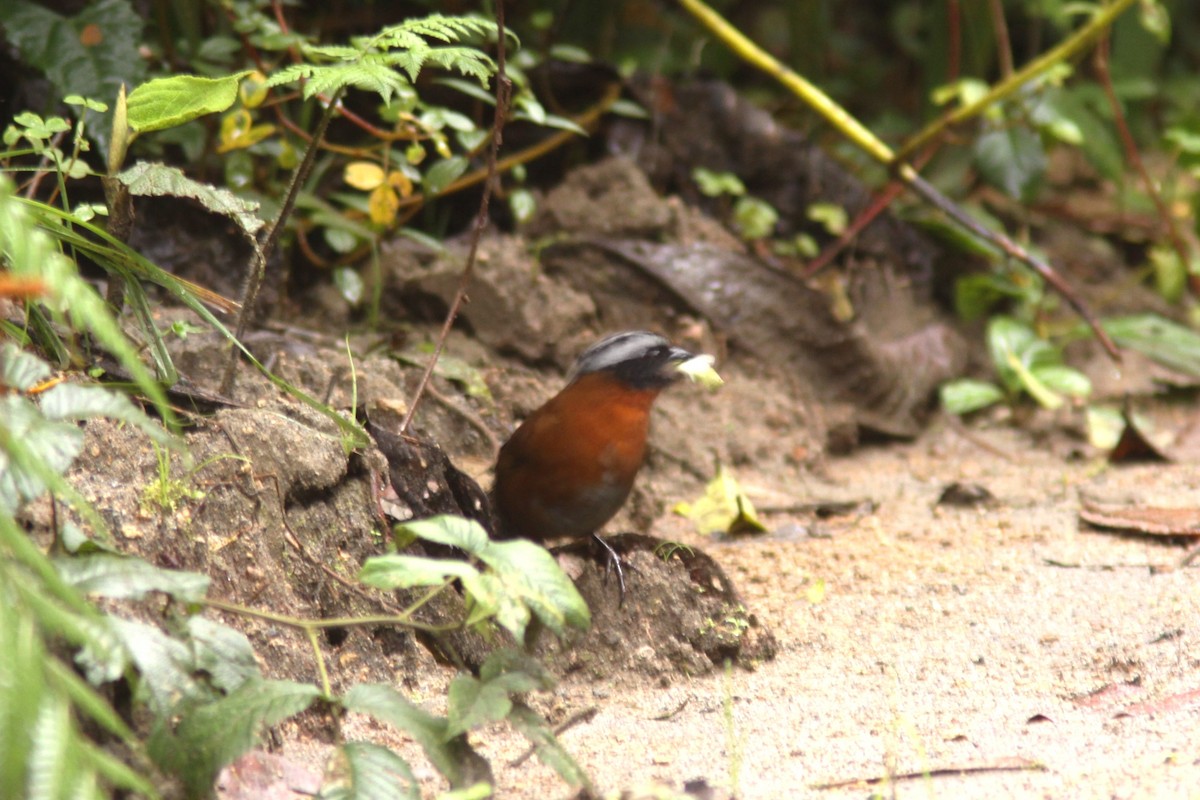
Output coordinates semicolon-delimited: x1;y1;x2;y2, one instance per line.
570;331;670;378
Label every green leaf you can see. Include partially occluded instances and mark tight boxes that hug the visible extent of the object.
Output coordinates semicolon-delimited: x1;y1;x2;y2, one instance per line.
1005;351;1062;409
445;675;513;739
953;272;1028;321
184;617;261;694
732;196;779;240
436;784;493;800
974;126;1046;202
1102;314;1200;377
939;379;1005;414
266;61;411;104
692;167;745;197
321;742;419;800
445;650;549;740
53;552;210;603
342;684;463;786
433;355;493;401
1147;243;1187;303
0;343;52;390
39;382;175;447
1032;364;1091;399
986;316;1042;394
807;202;848;236
509;188;537;225
424;156;469;196
126;72;251;133
108;617;203;715
357;554;480;590
333;266;364;306
117;161;263;240
397;515;490;554
505;703;591;790
475;539;591;639
0;396;85;513
2;0;146;151
148;679;321;798
2;183;175;431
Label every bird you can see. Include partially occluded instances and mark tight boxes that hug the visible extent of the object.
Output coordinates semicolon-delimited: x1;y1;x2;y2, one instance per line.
491;330;715;599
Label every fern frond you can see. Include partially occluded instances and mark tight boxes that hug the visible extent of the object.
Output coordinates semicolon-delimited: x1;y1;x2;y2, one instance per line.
377;14;497;46
266;62;412;104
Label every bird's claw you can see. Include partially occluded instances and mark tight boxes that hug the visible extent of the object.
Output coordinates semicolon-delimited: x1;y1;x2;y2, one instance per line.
591;533;628;607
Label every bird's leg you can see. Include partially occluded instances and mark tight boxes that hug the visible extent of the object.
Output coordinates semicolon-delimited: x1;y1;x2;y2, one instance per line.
591;533;627;606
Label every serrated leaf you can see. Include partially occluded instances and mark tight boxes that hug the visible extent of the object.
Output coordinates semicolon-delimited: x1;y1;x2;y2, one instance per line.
148;679;321;798
939;379;1005;414
0;396;85;512
38;382;176;447
126;72;251;133
117;161;263;240
53;552;210;603
1;343;52;390
26;694;73;800
185;617;261;694
357;554;480;590
475;539;591;639
107;617;202;715
266;62;410;104
397;515;490;554
505;703;590;790
445;675;513;739
321;742;419;800
342;684;463;786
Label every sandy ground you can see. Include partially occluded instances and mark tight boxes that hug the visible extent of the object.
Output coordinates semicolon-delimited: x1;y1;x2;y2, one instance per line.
449;421;1200;799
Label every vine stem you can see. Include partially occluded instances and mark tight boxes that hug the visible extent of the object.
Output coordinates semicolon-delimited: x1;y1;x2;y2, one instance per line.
677;0;1127;360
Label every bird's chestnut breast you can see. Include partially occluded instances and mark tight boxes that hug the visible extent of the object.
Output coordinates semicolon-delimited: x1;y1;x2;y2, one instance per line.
491;372;661;541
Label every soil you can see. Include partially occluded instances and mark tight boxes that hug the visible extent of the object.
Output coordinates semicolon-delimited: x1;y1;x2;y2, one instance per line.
18;151;1200;799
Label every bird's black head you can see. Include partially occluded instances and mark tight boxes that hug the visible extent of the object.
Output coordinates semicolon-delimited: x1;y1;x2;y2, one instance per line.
569;330;695;390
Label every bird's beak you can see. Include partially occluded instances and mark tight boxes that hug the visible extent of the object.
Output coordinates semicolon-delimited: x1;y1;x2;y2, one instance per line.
673;351;724;389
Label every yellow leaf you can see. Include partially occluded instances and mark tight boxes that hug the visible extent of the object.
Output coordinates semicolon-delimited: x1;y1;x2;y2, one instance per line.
675;354;723;389
240;71;269;109
673;466;765;536
344;161;385;190
368;185;399;226
387;169;414;198
216;109;274;153
805;577;826;604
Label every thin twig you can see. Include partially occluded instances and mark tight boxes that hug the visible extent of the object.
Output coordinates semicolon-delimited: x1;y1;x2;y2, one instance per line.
987;0;1015;78
221;83;347;395
401;1;512;434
